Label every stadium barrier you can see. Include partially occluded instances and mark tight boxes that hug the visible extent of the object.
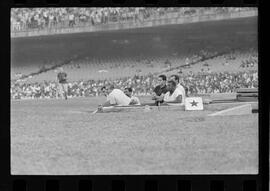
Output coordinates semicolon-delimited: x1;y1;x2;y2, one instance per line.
236;88;258;102
11;10;257;38
237;88;258;93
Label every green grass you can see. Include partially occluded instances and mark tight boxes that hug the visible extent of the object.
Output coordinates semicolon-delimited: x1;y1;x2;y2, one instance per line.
11;95;258;175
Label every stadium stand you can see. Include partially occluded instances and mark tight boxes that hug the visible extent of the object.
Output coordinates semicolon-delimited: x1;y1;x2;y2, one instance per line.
11;7;256;33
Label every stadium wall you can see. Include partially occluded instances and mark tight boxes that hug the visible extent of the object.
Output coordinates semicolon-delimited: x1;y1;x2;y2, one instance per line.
11;10;257;38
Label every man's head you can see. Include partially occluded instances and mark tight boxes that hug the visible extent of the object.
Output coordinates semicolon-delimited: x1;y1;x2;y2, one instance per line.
167;80;177;93
101;84;114;96
124;87;132;97
101;86;107;96
170;75;179;84
157;75;167;87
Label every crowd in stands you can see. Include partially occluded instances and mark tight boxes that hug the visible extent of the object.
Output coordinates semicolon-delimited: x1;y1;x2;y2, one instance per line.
240;54;258;68
182;70;258;94
11;7;256;32
10;70;258;100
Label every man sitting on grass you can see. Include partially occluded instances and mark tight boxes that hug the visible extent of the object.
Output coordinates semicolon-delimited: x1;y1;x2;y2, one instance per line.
169;74;187;100
163;80;184;105
152;74;168;106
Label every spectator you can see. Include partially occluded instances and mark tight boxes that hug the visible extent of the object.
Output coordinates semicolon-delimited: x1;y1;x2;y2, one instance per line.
68;13;75;27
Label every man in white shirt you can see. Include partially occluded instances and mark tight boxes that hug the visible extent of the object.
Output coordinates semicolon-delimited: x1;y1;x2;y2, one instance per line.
170;74;187;100
100;85;131;107
69;13;75;27
163;80;184;105
124;87;141;105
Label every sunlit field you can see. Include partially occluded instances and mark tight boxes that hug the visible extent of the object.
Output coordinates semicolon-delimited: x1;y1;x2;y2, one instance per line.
11;95;258;175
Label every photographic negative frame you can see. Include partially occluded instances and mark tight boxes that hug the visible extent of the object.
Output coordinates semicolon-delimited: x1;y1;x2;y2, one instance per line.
1;0;268;191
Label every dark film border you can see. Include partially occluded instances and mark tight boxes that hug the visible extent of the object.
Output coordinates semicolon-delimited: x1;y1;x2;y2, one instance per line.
1;0;268;191
8;176;263;191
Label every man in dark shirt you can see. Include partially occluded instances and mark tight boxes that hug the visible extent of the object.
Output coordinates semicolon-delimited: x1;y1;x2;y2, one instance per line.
152;74;168;105
57;67;68;100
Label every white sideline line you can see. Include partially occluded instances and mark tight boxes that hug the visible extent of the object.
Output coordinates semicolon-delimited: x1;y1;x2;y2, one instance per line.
208;104;252;116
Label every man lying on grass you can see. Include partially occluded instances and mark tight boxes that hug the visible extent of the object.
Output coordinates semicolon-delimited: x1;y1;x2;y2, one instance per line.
99;85;140;108
124;87;141;105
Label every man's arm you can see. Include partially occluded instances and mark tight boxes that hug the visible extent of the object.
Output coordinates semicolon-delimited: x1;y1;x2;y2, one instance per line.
164;95;182;103
152;92;158;99
155;94;165;102
100;94;117;107
152;88;165;101
151;87;158;100
152;94;164;101
100;100;116;107
130;97;141;105
152;94;158;100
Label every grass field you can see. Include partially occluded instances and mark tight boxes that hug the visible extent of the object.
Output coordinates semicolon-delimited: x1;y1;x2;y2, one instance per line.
11;95;258;175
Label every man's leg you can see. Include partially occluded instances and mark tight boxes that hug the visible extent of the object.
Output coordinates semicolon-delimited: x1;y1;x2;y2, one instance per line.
63;84;68;100
59;84;65;99
56;84;60;99
62;84;67;100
